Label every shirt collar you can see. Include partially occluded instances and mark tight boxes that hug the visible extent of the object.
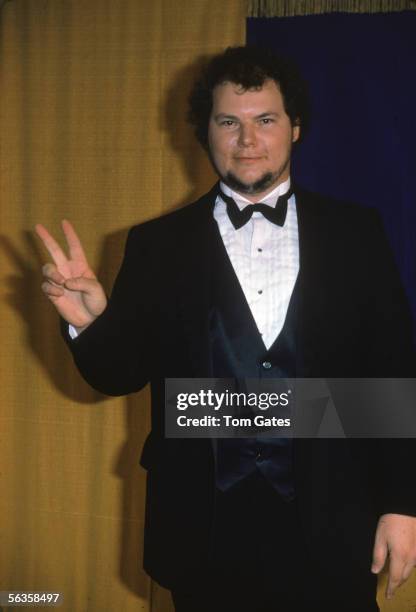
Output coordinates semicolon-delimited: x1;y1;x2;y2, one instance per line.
219;177;291;211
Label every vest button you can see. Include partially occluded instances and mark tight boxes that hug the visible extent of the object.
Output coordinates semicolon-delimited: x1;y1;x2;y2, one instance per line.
262;361;272;370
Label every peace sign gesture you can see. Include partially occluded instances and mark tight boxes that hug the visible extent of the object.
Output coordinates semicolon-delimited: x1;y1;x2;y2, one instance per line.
35;220;107;331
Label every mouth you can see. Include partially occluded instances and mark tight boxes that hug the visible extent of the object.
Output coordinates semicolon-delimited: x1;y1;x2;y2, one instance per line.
234;156;263;163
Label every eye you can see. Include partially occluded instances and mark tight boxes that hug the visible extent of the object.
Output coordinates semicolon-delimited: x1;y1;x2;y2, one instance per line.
220;120;236;127
259;117;275;125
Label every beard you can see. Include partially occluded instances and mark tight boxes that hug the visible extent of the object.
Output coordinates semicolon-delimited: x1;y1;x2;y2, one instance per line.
223;171;277;196
209;153;291;198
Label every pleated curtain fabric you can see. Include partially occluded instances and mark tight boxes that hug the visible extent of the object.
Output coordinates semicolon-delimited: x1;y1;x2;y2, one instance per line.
247;0;416;17
0;2;244;611
247;9;416;334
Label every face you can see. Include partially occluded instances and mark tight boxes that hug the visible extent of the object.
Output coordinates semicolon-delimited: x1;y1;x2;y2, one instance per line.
207;79;300;202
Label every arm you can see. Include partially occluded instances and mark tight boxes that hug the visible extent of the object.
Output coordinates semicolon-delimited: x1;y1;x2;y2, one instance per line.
359;209;416;599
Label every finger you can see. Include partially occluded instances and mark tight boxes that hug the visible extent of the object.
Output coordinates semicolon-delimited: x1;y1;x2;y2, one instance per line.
64;277;107;315
386;556;405;599
61;219;89;265
41;281;65;298
64;277;101;295
42;263;65;285
35;223;69;269
371;540;388;574
401;560;415;582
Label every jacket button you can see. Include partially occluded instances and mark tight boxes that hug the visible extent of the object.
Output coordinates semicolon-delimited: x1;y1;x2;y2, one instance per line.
262;361;272;370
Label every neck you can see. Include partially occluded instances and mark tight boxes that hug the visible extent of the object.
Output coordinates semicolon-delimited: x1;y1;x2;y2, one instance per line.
221;176;291;204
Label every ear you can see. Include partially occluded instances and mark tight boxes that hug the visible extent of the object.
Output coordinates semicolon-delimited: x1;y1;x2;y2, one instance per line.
292;122;300;143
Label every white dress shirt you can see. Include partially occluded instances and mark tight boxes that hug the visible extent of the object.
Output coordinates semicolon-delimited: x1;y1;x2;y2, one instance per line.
214;177;299;350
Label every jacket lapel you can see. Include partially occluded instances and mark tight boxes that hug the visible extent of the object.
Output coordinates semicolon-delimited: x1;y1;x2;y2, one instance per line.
295;187;334;376
294;188;334;544
176;184;220;378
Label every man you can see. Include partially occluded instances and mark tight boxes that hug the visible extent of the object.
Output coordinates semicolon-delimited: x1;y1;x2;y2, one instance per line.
36;47;416;611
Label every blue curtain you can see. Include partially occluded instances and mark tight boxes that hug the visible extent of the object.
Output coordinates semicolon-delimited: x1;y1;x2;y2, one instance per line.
247;12;416;324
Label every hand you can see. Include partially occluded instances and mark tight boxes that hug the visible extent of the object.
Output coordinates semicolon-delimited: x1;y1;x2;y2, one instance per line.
35;219;107;330
371;513;416;599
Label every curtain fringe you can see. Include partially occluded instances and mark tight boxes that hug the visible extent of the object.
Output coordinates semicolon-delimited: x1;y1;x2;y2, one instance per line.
247;0;416;17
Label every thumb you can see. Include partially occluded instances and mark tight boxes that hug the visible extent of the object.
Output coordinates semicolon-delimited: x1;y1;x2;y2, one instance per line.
371;540;388;574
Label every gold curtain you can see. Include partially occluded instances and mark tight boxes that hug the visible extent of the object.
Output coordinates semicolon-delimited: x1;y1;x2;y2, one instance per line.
248;0;416;17
0;1;244;611
2;1;415;610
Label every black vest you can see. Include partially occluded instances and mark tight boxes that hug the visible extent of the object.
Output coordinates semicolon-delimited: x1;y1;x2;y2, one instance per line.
209;225;299;501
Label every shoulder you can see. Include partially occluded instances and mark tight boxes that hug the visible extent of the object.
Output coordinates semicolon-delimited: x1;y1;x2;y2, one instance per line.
127;184;218;244
295;186;379;218
295;186;383;234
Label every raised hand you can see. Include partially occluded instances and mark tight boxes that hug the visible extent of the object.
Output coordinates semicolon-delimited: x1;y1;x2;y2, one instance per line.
35;220;107;330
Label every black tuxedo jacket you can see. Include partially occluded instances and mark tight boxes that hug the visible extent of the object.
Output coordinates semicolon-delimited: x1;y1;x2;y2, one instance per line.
66;184;416;588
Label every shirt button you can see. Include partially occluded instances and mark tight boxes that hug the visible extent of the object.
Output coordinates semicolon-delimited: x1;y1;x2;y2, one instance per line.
258;290;263;294
257;248;263;252
262;361;272;370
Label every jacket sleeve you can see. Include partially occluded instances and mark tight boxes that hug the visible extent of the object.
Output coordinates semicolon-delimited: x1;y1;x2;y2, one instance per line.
62;224;154;396
353;208;416;516
363;208;415;376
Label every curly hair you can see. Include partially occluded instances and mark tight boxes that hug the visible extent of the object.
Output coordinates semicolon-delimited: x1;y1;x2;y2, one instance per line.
187;46;310;149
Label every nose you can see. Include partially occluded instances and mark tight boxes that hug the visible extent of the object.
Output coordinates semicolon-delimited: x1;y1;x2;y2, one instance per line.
238;123;256;147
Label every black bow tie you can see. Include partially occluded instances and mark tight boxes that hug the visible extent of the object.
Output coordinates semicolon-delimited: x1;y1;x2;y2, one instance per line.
219;186;294;229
